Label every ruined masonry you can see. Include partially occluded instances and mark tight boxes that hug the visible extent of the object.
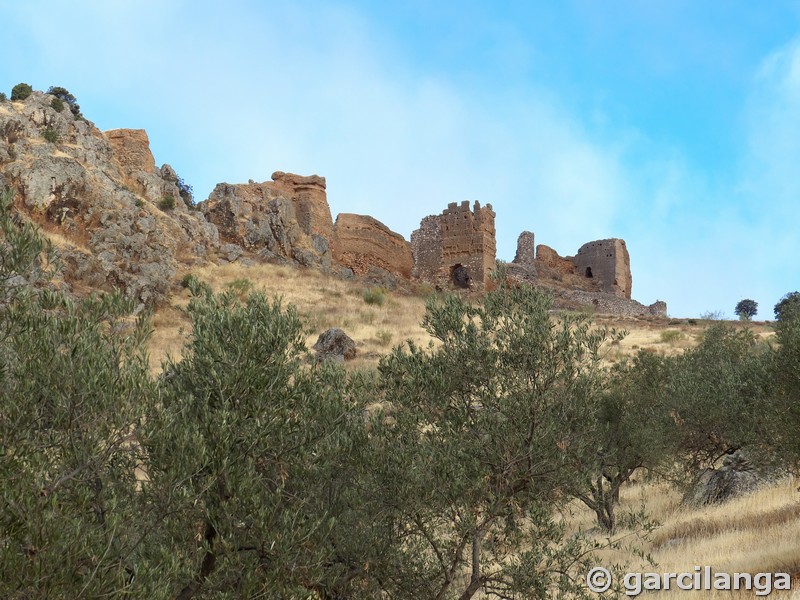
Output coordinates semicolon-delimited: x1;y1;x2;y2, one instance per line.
573;239;632;299
411;200;497;289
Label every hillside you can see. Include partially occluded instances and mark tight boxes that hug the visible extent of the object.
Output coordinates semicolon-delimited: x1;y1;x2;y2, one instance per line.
2;85;797;599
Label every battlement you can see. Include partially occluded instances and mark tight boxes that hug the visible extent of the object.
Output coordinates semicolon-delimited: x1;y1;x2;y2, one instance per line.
411;201;496;289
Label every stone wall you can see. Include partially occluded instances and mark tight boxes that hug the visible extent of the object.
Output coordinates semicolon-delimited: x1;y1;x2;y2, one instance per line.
572;238;632;299
411;200;496;288
535;244;575;276
333;213;413;278
410;215;442;281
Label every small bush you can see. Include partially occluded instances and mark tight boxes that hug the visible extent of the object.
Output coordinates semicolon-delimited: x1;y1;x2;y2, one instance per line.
700;310;724;321
159;196;175;211
50;97;64;112
226;278;254;299
687;319;698;326
0;92;7;102
11;82;33;101
135;199;145;209
42;128;60;144
47;86;82;119
660;329;684;344
363;287;385;306
376;329;393;346
176;175;193;209
180;273;197;289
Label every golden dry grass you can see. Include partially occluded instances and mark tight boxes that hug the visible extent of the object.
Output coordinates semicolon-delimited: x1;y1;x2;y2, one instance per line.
144;263;778;373
567;477;800;597
145;262;433;372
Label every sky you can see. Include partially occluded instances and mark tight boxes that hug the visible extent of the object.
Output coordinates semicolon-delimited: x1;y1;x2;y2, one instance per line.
2;0;800;318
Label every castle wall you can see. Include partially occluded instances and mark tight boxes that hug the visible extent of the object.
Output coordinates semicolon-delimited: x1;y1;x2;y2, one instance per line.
334;213;413;278
411;200;496;288
572;238;632;299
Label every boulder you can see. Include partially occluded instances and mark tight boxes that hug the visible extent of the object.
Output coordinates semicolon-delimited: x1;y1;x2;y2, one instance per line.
683;451;765;506
313;328;357;362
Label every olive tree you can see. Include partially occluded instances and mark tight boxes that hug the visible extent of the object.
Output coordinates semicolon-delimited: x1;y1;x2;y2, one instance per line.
1;190;156;598
361;280;622;599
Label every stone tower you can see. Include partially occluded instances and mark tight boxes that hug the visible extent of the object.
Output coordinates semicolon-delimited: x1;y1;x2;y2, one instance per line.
572;238;632;299
411;200;496;288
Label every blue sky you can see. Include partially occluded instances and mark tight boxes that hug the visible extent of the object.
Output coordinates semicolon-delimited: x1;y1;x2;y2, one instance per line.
2;1;800;318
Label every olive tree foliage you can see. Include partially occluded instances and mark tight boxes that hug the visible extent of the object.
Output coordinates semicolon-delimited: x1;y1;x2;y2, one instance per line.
571;349;675;532
141;281;366;599
769;295;800;468
362;280;623;599
0;189;156;598
665;324;774;474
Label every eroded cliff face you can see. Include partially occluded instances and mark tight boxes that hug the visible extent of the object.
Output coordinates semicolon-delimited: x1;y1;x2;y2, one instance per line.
199;173;335;270
0;92;218;304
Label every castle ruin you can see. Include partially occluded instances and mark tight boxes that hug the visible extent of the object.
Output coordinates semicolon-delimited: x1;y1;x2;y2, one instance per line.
572;238;632;299
411;200;496;289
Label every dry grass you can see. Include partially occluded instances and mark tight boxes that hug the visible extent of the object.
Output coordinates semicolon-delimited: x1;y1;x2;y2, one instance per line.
146;262;433;372
144;264;779;373
567;476;800;597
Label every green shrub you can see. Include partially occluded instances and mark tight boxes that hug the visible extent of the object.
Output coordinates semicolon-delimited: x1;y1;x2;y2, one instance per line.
363;287;385;306
42;128;60;144
660;329;684;344
225;278;254;299
176;174;194;209
375;329;393;346
11;82;33;101
0;92;7;102
50;97;64;112
47;86;82;119
159;195;175;211
134;198;144;208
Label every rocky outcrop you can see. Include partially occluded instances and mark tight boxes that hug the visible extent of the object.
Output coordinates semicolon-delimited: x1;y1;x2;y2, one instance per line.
106;128;156;174
683;451;766;506
200;173;334;270
333;213;413;278
0;90;219;304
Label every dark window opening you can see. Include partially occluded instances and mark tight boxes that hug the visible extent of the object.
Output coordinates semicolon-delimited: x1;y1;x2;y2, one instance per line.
451;264;470;288
585;267;593;278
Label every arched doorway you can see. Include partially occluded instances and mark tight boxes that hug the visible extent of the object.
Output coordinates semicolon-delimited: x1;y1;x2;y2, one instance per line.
450;264;470;288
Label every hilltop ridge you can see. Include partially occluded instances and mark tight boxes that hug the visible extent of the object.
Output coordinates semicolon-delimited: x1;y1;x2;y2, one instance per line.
0;86;665;316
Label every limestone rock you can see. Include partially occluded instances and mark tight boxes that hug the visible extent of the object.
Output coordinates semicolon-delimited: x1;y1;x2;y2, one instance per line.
0;90;220;304
199;173;334;269
106;128;157;174
313;328;357;363
333;213;413;278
